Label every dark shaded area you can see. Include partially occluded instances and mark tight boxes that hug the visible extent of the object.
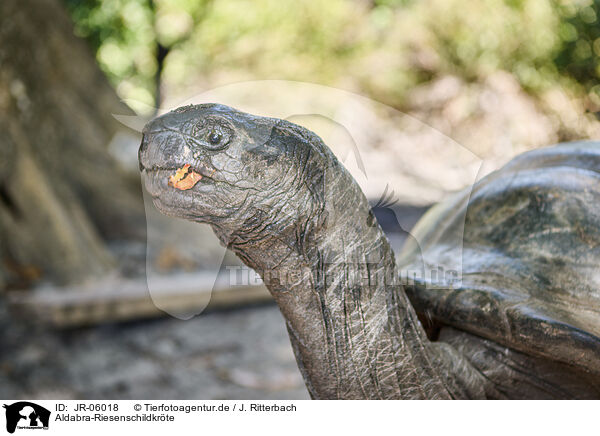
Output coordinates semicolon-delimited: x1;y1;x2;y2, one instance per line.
0;0;145;288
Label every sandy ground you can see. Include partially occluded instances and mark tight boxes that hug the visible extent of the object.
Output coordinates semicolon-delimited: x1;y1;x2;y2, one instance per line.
0;302;309;400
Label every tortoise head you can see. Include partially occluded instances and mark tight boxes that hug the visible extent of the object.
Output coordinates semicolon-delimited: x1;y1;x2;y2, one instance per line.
139;104;332;241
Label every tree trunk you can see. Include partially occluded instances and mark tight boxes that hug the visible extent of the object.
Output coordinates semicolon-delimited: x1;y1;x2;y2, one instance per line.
0;0;145;287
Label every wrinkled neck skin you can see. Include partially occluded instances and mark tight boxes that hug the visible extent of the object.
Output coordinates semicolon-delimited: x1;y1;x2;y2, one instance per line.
211;150;483;400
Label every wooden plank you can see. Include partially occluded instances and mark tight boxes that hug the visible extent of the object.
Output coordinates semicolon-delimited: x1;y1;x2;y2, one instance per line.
7;272;272;327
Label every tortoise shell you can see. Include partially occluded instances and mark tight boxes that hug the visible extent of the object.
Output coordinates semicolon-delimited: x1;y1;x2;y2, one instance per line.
397;141;600;375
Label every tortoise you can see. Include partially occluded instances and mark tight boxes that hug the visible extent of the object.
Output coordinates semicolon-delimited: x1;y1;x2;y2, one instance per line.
138;103;600;399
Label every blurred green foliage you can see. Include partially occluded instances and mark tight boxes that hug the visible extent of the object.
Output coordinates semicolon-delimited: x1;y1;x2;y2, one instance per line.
64;0;600;113
554;0;600;105
67;0;157;108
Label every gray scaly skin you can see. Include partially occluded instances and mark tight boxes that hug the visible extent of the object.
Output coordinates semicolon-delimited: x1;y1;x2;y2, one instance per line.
140;104;600;399
138;104;489;399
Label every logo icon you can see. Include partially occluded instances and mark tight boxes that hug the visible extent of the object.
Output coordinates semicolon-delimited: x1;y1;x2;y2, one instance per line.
3;402;50;434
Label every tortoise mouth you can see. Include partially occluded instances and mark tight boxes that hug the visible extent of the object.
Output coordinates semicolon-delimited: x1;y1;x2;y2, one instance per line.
142;164;217;199
167;164;203;190
142;161;214;175
142;165;237;223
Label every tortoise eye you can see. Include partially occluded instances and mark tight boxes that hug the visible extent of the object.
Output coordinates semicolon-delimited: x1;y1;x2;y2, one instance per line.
208;131;222;145
190;120;232;150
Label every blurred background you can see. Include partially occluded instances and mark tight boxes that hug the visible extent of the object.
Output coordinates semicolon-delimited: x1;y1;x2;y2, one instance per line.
0;0;599;399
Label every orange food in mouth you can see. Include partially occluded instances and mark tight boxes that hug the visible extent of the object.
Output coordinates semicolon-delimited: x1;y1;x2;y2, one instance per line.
168;164;203;190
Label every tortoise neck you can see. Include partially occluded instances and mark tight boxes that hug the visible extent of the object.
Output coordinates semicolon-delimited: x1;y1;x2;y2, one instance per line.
230;166;455;399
